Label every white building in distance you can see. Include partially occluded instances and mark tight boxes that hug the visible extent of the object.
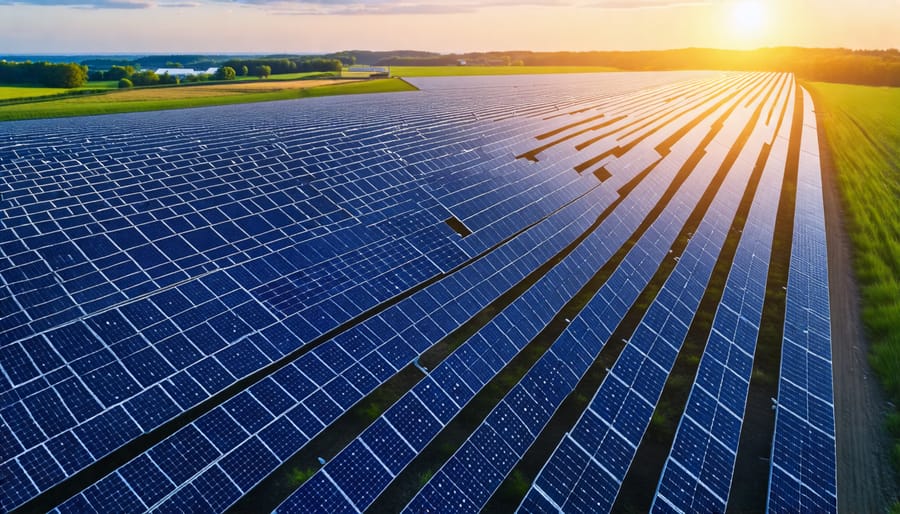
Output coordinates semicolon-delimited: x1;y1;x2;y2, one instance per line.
154;67;219;77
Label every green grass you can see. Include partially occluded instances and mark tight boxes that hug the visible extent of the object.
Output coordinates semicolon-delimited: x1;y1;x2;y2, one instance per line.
390;65;619;77
0;78;415;122
807;81;900;485
0;85;74;100
287;467;317;487
233;71;338;81
296;78;416;98
0;81;120;102
77;80;119;90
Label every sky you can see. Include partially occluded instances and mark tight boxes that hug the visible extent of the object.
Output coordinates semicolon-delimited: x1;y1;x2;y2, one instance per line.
1;0;898;54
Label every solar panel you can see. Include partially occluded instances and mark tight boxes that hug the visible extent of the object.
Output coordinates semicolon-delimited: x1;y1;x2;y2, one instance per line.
1;71;788;513
651;73;795;514
405;74;776;514
276;75;759;514
522;73;789;514
765;87;837;514
4;79;641;509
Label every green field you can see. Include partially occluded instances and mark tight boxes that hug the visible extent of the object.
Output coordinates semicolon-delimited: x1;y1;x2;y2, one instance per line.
293;79;415;98
0;78;415;122
0;85;78;100
233;71;338;81
75;81;119;90
389;65;619;77
1;81;120;99
808;82;900;468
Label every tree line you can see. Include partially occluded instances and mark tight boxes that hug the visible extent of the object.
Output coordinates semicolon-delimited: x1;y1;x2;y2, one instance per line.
6;48;898;90
374;47;900;87
221;58;342;75
0;61;88;88
87;65;244;88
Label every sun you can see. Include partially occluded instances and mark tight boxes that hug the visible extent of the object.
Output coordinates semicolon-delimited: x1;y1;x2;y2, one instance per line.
731;1;767;36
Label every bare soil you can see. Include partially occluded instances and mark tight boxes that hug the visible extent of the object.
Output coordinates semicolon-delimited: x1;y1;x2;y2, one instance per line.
816;100;899;513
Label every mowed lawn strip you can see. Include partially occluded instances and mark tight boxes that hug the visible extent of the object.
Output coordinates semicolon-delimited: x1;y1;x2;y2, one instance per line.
390;65;620;77
808;81;900;475
0;78;416;121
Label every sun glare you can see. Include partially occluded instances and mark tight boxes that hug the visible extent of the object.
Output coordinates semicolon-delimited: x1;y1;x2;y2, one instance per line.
731;1;767;37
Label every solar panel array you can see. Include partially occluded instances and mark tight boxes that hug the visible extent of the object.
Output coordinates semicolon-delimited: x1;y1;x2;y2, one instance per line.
277;72;763;514
766;88;837;513
518;72;786;514
0;71;713;512
405;72;784;514
650;73;795;513
0;70;837;514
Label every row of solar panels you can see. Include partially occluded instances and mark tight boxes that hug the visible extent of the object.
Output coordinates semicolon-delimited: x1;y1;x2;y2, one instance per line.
652;73;796;514
420;73;790;514
2;71;836;514
1;72;717;511
40;72;730;514
277;72;790;512
411;73;789;514
766;89;837;513
1;107;569;340
1;84;608;462
283;73;838;514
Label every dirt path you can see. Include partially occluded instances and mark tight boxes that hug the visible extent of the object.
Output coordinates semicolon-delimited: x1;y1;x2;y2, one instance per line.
816;99;898;513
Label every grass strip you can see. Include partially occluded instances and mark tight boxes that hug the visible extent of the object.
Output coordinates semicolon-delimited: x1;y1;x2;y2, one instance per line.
0;78;416;122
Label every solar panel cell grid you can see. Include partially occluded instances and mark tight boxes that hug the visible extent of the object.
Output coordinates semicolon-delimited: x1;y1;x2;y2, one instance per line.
1;71;820;513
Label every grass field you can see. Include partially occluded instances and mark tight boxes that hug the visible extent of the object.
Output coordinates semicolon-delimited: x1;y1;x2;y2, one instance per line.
76;81;119;90
1;80;121;99
0;85;80;100
389;65;619;77
808;82;900;470
233;71;338;81
0;78;416;121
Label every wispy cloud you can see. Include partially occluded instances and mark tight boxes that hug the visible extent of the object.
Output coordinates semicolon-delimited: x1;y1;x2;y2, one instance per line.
271;2;475;15
2;0;570;11
265;0;570;15
584;0;708;8
0;0;152;7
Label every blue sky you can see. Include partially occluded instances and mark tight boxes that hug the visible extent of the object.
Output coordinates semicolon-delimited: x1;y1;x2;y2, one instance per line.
1;0;898;54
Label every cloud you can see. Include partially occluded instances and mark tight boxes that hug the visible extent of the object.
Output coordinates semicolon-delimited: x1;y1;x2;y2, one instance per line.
0;0;152;7
584;0;708;8
1;0;572;11
271;2;474;15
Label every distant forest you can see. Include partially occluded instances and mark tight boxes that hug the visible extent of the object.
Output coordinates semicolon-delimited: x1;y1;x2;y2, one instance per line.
2;47;898;88
367;47;900;87
78;48;900;87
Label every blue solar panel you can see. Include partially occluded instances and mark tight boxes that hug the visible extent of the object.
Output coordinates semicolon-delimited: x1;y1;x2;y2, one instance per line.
409;73;795;514
1;71;780;512
766;87;837;514
286;75;755;513
651;73;798;514
523;73;789;514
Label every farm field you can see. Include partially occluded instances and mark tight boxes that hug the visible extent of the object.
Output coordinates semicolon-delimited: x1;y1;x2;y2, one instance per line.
233;71;339;81
0;78;415;121
807;81;900;511
0;85;74;100
0;71;845;514
0;81;119;101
